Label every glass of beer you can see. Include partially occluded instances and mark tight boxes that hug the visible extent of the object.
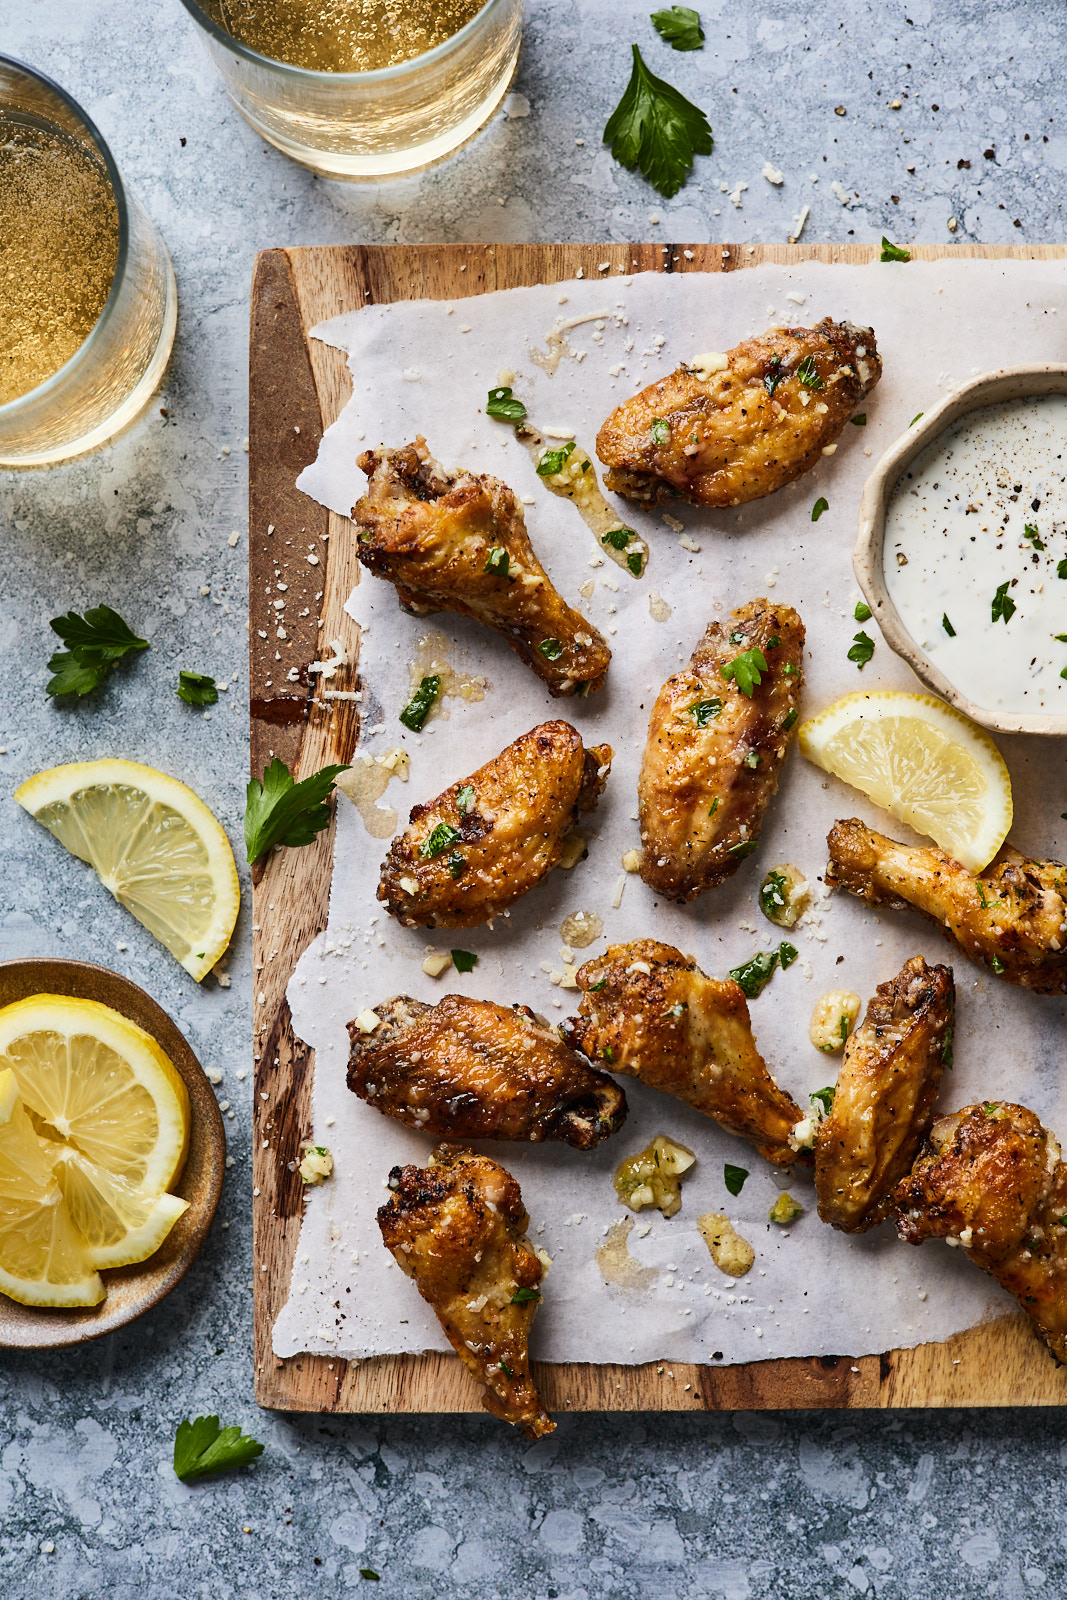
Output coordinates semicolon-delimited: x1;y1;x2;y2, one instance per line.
178;0;523;178
0;57;177;469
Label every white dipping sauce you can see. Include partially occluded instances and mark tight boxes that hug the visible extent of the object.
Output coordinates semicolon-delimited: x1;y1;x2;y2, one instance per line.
884;394;1067;712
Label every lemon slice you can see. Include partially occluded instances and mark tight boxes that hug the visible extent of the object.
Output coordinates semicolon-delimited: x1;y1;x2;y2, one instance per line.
799;690;1013;873
15;759;239;981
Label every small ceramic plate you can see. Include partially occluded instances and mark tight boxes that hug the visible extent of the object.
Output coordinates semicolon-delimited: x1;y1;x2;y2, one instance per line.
854;363;1067;736
0;958;225;1349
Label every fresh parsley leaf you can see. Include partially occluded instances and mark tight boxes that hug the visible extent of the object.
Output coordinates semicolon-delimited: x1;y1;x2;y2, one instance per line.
854;600;872;622
811;496;829;522
990;953;1005;974
778;940;798;969
626;550;644;576
766;635;781;649
881;236;911;262
796;355;824;390
511;1287;542;1304
486;385;526;421
942;613;956;637
759;870;788;921
537;637;563;661
602;527;632;550
421;823;461;859
729;949;780;998
400;674;441;731
909;412;924;427
781;707;798;731
650;4;704;50
991;581;1016;625
537;441;575;476
724;1163;748;1196
484;546;510;577
728;838;758;858
603;43;713;199
722;647;768;697
447;851;465;879
173;1415;264;1482
176;670;218;706
451;949;478;973
456;785;475;813
46;605;149;699
848;630;875;669
689;697;722;726
810;1085;836;1117
244;758;348;865
651;418;671;443
1059;559;1067;580
763;356;783;396
851;413;867;426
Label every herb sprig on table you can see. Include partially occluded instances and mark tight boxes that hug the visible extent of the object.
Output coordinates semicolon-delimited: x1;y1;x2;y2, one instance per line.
650;6;704;51
46;605;149;699
244;757;349;866
176;670;218;706
603;44;712;198
173;1415;264;1482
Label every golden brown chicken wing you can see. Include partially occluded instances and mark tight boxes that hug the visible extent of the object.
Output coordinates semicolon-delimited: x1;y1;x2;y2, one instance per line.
349;994;627;1149
894;1103;1067;1364
378;1144;554;1436
596;318;880;507
561;939;807;1166
352;439;610;696
378;721;612;928
638;600;804;901
814;955;955;1232
826;819;1067;993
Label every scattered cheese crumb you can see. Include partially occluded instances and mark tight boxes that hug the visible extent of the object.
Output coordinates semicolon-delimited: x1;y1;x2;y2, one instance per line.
762;162;784;185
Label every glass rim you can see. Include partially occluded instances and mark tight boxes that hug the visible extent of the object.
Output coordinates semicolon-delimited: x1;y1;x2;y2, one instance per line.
0;53;131;421
177;0;503;84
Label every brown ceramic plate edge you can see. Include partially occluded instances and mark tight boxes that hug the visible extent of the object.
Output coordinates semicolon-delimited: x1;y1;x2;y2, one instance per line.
0;957;225;1350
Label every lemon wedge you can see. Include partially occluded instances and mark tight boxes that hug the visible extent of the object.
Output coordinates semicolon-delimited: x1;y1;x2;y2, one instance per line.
0;997;191;1306
15;759;239;981
798;690;1013;873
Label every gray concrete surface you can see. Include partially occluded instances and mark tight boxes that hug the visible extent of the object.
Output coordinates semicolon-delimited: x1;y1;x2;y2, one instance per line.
1;1;1066;1595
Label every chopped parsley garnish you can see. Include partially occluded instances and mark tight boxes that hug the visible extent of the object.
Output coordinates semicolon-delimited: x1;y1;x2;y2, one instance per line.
991;581;1016;625
511;1287;542;1304
173;1416;264;1482
420;823;461;859
1056;634;1067;643
722;647;768;697
723;1163;748;1196
880;236;911;262
537;637;564;661
688;697;722;725
451;948;478;973
484;545;510;577
781;662;799;676
650;4;704;50
781;708;798;731
941;1025;954;1067
400;674;441;731
796;354;824;390
854;600;872;622
47;604;149;699
908;412;924;427
536;441;575;476
743;750;761;768
759;870;788;921
983;1102;998;1116
728;839;758;858
486;385;526;421
176;669;218;706
447;851;465;879
763;356;783;396
729;944;795;997
990;953;1005;974
942;613;956;637
729;631;746;644
778;941;798;969
1024;523;1045;549
661;1001;687;1018
456;784;475;812
851;413;867;426
498;1358;514;1377
811;496;829;522
602;44;713;199
847;630;875;669
600;1044;616;1062
766;635;781;649
810;1085;836;1117
651;418;672;443
244;758;349;866
839;1014;850;1044
627;550;644;576
590;978;608;991
602;527;632;550
1059;559;1067;580
708;797;719;815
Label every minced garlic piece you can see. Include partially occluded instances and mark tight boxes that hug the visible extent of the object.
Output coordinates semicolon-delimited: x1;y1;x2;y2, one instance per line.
691;351;729;378
353;1008;381;1034
698;1212;755;1277
621;848;642;873
769;1192;804;1225
614;1134;696;1218
422;951;452;978
809;989;861;1053
789;1117;816;1152
299;1146;333;1185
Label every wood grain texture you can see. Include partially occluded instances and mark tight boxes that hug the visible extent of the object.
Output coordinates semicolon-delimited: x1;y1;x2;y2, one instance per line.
251;241;1067;1414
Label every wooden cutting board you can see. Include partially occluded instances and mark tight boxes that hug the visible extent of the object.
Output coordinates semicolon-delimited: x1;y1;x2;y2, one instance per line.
250;241;1067;1414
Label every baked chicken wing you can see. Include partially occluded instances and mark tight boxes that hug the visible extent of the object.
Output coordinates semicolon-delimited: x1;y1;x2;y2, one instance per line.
814;955;955;1232
596;318;880;508
561;939;807;1166
638;600;804;901
352;439;610;696
894;1103;1067;1364
826;819;1067;993
378;721;612;928
378;1144;554;1436
349;994;627;1149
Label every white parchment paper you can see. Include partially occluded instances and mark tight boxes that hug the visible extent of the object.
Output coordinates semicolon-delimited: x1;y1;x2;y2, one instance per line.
273;259;1067;1366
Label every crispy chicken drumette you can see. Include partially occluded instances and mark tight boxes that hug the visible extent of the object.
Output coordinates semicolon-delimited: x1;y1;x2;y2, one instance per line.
814;955;955;1233
638;600;804;901
894;1103;1067;1365
378;721;612;929
561;939;807;1166
596;318;880;508
349;994;627;1149
352;439;610;696
826;819;1067;993
378;1144;554;1436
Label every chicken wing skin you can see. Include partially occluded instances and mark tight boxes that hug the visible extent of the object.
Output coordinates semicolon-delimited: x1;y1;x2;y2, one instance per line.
826;819;1067;993
638;600;804;901
349;994;628;1149
378;1144;554;1436
561;939;807;1166
894;1103;1067;1364
378;721;612;929
352;439;611;696
815;955;955;1233
596;318;881;508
